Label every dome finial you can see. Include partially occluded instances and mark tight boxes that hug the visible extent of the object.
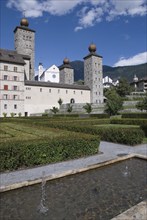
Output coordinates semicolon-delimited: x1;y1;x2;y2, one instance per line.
63;57;70;65
88;43;96;53
20;16;29;27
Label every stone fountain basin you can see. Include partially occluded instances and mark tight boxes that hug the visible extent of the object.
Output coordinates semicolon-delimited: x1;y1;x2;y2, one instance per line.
0;154;146;220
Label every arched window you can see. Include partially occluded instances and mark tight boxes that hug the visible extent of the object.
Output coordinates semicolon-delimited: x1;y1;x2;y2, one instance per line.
70;98;75;104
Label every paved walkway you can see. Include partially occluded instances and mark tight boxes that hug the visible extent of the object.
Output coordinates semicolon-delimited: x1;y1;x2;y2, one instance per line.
0;141;146;190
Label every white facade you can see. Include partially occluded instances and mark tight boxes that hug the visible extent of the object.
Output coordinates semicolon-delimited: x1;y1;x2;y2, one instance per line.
39;64;59;83
0;61;25;117
24;82;90;116
103;76;119;88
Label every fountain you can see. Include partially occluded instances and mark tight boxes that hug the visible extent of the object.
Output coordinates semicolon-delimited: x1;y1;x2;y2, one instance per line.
0;156;146;220
37;171;49;215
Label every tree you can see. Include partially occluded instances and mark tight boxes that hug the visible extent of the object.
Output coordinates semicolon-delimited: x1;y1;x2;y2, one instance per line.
136;94;147;111
83;103;92;114
104;89;123;116
58;98;63;107
67;104;73;113
50;107;59;114
116;77;132;97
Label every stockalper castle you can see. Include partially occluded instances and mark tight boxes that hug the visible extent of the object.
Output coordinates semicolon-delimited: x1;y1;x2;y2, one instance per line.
0;18;104;117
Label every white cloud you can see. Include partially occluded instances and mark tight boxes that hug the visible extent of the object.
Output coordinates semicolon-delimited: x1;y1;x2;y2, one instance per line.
74;26;83;32
113;52;147;67
6;0;147;29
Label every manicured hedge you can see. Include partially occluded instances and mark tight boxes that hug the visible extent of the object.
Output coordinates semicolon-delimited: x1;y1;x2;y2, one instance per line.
0;134;100;172
122;113;147;119
42;122;144;145
110;119;147;126
90;114;109;118
140;124;147;137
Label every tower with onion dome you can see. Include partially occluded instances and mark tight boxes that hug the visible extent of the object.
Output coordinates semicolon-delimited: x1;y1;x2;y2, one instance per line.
59;58;74;84
83;43;103;104
14;18;35;80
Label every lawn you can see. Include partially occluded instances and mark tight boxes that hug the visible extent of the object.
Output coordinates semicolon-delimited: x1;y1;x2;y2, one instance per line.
0;122;68;143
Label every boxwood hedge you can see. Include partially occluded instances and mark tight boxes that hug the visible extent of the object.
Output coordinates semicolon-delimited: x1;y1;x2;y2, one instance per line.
0;134;100;172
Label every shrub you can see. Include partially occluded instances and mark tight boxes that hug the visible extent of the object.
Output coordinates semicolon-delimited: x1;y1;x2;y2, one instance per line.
10;112;15;117
3;112;7;117
90;114;109;118
110;118;147;126
0;134;100;172
122;113;147;119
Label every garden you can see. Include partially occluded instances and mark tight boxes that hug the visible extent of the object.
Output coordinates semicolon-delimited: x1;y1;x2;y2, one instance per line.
0;113;147;172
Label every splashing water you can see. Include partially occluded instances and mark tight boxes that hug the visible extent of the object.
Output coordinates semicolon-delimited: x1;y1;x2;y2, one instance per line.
38;171;49;215
123;165;130;177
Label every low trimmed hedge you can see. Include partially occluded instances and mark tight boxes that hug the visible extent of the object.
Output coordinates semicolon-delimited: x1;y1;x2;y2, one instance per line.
0;134;100;172
110;119;147;126
140;124;147;137
122;113;147;119
43;122;144;145
90;114;109;118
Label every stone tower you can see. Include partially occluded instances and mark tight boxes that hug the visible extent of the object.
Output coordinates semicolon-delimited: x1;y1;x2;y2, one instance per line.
14;18;35;80
84;43;103;104
59;58;74;84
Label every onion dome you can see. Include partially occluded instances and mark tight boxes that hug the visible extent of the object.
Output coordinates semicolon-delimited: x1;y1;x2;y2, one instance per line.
88;43;96;53
20;18;29;27
63;58;70;65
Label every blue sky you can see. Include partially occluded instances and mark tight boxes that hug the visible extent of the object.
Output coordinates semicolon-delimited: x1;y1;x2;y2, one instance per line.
0;0;147;71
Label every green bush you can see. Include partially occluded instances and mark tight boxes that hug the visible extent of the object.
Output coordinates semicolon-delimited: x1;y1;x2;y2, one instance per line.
0;134;100;172
110;118;147;126
140;124;147;137
90;114;109;118
122;113;147;119
44;122;144;145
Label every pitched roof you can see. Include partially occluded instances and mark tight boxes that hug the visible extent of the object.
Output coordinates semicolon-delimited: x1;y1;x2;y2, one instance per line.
25;80;90;90
58;63;73;70
83;52;103;60
14;26;35;33
0;49;28;65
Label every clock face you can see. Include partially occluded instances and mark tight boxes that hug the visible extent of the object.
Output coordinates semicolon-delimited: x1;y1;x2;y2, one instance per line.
52;74;56;78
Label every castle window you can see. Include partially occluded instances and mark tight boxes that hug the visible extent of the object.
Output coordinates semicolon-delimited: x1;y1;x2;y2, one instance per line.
9;54;14;59
81;91;83;95
14;76;17;81
13;95;17;100
4;65;8;71
58;89;60;93
40;88;42;92
14;104;17;109
66;90;68;94
4;104;7;109
4;85;8;90
14;67;17;72
4;75;8;80
96;92;97;95
13;86;17;91
73;91;75;94
49;89;51;93
3;94;8;100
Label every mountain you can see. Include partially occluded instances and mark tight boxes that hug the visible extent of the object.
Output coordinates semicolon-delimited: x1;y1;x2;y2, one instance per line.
70;60;147;82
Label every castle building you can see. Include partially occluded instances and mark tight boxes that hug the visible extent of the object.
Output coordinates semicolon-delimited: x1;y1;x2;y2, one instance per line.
14;18;35;80
59;58;74;84
84;44;103;104
0;18;103;117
